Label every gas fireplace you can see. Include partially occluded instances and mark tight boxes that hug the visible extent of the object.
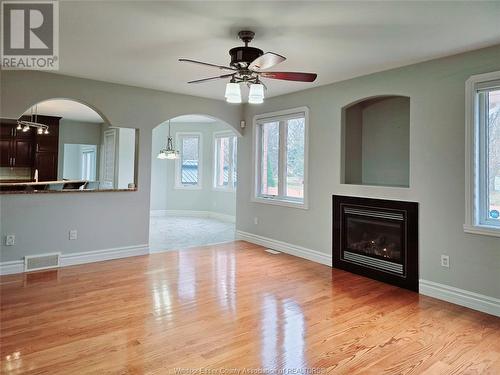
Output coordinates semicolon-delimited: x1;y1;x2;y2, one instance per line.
333;195;418;291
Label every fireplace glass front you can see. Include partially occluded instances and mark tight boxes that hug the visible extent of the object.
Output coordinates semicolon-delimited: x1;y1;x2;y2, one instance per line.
345;216;403;263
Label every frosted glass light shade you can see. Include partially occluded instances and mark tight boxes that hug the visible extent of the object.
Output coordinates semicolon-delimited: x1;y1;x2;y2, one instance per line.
248;83;264;104
225;82;242;104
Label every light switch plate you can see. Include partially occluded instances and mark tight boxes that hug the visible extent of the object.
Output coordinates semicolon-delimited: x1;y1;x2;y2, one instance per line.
69;230;78;240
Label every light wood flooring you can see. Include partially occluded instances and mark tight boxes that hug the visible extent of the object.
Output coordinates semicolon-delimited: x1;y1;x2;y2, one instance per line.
1;241;499;374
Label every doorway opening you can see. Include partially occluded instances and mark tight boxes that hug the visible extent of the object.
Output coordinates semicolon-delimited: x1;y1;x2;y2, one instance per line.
149;114;238;252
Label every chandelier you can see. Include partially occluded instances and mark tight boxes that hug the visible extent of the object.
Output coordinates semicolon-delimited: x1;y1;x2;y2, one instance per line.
157;120;179;160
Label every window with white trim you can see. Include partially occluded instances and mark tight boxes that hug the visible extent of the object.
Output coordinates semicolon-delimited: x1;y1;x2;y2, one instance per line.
175;133;202;188
254;107;308;208
465;72;500;236
213;133;237;190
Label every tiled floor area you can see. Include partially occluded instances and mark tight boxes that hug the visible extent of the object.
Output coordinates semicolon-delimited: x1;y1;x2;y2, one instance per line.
149;214;235;252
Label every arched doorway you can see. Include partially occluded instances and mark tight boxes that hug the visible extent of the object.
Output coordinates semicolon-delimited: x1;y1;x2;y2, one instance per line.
149;114;238;252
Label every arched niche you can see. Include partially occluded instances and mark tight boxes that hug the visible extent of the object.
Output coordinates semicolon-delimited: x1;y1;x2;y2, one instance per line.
342;95;410;187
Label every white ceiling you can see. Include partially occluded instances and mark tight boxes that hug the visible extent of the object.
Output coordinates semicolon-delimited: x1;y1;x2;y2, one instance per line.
57;1;500;101
23;99;104;123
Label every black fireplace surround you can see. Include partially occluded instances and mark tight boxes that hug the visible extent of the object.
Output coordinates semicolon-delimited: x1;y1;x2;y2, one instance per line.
333;195;418;291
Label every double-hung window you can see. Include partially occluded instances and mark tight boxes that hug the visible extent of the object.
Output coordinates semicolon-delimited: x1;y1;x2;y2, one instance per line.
253;107;309;209
175;132;202;189
465;71;500;236
213;132;237;191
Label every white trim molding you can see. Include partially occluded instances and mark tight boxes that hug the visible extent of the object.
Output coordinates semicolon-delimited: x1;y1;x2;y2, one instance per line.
236;230;499;316
0;244;149;275
420;279;500;317
464;70;500;237
236;230;331;266
252;106;310;210
151;209;235;223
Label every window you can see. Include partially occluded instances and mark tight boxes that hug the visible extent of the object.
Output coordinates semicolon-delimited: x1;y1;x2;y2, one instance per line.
213;132;237;191
175;133;202;189
253;107;308;208
465;72;500;236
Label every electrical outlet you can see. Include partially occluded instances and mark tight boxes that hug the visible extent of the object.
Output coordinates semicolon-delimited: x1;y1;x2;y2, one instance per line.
69;230;78;240
5;234;15;246
441;255;450;268
254;217;259;225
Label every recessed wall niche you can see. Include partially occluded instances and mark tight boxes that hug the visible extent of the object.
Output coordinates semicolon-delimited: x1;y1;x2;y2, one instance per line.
342;95;410;188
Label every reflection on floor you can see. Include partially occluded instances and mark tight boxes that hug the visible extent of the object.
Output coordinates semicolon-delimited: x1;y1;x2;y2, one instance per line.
149;214;235;252
1;241;499;374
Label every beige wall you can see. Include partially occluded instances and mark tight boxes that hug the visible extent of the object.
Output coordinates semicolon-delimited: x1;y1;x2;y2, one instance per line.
0;71;242;262
238;45;500;299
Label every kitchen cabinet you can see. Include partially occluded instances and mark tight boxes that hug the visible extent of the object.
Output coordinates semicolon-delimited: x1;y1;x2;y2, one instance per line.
0;116;60;180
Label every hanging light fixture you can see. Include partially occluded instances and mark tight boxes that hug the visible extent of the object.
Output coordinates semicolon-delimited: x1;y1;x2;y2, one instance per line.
157;120;179;160
248;82;265;104
225;80;242;104
17;105;49;134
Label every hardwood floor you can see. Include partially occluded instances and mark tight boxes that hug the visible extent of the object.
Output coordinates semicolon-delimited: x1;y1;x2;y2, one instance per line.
1;241;499;374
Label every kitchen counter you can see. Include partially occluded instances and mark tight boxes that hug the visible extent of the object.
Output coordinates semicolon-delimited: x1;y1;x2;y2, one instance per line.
0;179;137;194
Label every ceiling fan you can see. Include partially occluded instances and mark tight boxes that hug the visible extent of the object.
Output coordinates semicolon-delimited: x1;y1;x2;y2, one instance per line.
179;30;318;104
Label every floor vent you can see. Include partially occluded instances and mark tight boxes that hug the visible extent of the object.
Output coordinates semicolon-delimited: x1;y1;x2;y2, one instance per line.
265;249;281;255
24;253;61;272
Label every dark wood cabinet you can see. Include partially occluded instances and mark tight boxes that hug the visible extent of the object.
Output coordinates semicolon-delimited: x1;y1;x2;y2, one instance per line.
33;115;60;181
0;138;11;166
0;119;35;168
1;116;60;180
35;152;58;181
13;138;35;167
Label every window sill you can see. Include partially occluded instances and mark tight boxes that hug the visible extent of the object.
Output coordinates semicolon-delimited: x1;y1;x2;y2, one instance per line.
252;196;308;210
463;224;500;238
212;187;235;193
174;185;202;190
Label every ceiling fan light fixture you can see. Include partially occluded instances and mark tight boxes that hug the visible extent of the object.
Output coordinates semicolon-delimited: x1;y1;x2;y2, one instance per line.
248;83;265;104
225;82;242;104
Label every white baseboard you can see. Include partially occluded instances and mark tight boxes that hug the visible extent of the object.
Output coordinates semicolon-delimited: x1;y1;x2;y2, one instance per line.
0;244;149;275
419;279;500;317
150;209;168;217
151;209;236;223
236;230;499;317
0;260;24;275
236;230;331;266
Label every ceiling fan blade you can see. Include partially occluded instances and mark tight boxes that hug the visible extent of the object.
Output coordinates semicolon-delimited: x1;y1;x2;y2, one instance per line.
249;52;286;71
179;58;236;71
259;72;317;82
187;73;234;84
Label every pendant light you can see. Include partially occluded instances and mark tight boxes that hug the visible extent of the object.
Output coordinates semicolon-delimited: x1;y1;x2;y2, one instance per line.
157;120;179;160
17;105;49;134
